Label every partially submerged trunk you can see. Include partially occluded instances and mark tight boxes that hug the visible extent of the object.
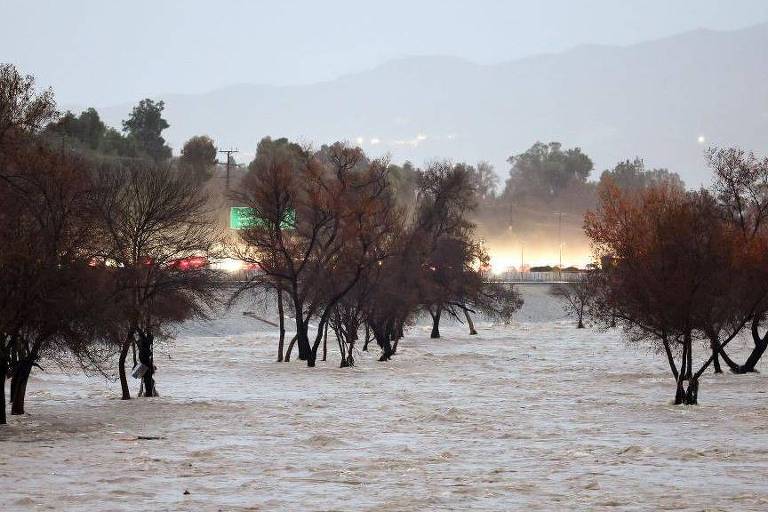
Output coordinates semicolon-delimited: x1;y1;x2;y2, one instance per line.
346;332;356;367
362;324;371;352
710;339;722;374
284;334;298;362
463;308;477;335
430;307;442;339
322;322;328;362
718;317;768;374
335;329;349;368
118;333;133;400
673;334;698;405
372;320;394;361
296;329;311;361
276;289;286;362
10;359;32;415
292;295;311;361
137;331;156;398
0;356;7;425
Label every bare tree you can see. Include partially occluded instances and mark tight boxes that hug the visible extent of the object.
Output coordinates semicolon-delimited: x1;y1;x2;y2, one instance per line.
0;63;57;148
551;272;598;328
707;147;768;373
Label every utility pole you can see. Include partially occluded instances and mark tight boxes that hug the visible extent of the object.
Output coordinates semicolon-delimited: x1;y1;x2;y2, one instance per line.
520;242;525;273
218;148;239;192
553;211;564;272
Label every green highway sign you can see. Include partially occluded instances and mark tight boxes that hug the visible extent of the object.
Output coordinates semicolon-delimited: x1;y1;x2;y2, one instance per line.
229;207;296;230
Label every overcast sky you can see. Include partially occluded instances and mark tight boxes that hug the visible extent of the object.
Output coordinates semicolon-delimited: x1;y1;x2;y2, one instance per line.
2;0;767;106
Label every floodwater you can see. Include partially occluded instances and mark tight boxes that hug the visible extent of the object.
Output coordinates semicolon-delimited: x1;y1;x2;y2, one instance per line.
1;286;767;511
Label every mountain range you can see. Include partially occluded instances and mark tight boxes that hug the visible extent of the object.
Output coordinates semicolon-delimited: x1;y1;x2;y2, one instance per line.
93;23;768;186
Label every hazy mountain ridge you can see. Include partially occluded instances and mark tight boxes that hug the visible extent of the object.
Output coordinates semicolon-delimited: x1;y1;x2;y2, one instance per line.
94;23;768;185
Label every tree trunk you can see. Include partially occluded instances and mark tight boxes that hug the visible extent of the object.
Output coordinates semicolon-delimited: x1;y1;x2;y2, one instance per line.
372;323;393;361
293;296;310;361
296;329;311;361
430;307;442;339
10;360;32;415
322;322;328;362
284;334;298;362
718;317;768;374
463;308;477;335
661;336;679;381
673;335;698;405
137;332;156;398
737;338;768;373
0;357;7;425
710;339;722;374
346;332;356;367
363;324;370;351
118;334;132;400
337;330;349;368
276;289;285;362
685;378;699;405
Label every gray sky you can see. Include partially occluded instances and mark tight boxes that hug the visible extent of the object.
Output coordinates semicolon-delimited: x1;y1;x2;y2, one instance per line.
2;0;768;106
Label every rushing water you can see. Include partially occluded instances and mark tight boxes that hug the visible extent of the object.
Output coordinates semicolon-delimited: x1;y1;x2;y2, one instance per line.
1;286;767;511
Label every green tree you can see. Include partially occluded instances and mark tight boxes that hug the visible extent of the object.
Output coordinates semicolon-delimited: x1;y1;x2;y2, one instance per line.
248;136;307;174
599;157;685;192
180;135;217;182
122;98;171;162
45;108;106;150
470;160;499;199
504;141;593;200
100;127;139;158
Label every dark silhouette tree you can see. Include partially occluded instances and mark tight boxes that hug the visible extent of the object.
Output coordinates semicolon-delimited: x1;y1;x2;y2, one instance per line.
179;135;217;183
122;98;171;162
599;157;685;192
707;147;768;373
0;63;57;146
44;108;106;150
551;272;599;328
504;141;593;201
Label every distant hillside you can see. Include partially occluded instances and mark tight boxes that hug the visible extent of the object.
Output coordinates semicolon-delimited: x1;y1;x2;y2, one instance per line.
96;23;768;186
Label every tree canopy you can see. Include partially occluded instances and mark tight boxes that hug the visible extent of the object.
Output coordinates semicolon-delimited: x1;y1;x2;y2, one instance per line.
122;98;171;162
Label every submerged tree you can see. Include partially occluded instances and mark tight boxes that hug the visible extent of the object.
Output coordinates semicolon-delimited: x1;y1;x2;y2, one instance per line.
234;142;399;367
586;182;752;404
412;161;522;338
90;161;220;398
551;272;599;328
706;147;768;373
0;142;113;419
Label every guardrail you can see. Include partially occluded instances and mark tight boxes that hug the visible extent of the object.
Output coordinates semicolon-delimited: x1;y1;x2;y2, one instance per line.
492;271;585;284
218;269;587;285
